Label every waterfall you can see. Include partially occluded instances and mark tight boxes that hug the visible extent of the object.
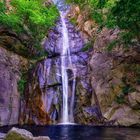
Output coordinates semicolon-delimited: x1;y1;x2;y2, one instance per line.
60;12;76;124
40;0;85;124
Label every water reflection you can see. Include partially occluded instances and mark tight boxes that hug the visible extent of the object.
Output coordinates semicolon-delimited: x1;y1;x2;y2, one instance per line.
0;125;140;140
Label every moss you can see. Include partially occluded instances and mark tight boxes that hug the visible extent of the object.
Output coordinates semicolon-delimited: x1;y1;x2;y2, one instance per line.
115;94;125;104
70;17;77;25
5;133;27;140
18;73;27;98
81;41;93;52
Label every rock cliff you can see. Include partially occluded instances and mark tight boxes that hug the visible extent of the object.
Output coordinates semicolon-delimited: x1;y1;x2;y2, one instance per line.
0;27;29;126
0;47;28;126
68;5;140;126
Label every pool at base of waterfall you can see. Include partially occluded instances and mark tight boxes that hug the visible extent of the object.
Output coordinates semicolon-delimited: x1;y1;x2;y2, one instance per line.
0;125;140;140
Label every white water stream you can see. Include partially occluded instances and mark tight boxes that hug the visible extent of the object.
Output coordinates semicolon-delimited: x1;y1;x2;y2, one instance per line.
60;12;76;124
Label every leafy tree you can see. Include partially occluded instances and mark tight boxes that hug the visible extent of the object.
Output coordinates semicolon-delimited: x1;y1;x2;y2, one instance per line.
67;0;140;46
109;0;140;42
0;0;59;58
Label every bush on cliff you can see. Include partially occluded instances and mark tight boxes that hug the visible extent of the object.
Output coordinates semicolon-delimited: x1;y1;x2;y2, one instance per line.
67;0;140;45
0;0;59;58
108;0;140;43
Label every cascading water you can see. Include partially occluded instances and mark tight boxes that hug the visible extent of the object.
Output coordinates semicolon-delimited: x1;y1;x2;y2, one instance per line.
60;11;76;124
35;0;86;124
51;0;76;123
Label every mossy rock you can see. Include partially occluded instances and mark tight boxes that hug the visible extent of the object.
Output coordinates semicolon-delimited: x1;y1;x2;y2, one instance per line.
5;127;33;140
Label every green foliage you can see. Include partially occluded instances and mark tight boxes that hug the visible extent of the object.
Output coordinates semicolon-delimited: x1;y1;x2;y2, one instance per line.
67;0;140;49
81;41;93;51
122;85;136;95
18;76;27;97
109;0;140;42
115;84;136;104
0;1;6;13
115;75;137;104
0;0;59;57
115;94;125;104
107;40;119;51
67;0;117;26
70;17;77;25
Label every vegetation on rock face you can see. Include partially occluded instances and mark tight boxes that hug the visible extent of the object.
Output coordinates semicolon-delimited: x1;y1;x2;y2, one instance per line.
0;0;59;58
18;74;27;98
81;41;93;52
67;0;140;45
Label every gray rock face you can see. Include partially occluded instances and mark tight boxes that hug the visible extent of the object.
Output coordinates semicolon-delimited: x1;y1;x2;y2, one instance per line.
0;47;28;126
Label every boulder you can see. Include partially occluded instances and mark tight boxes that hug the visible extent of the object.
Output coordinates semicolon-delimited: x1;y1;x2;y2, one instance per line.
5;127;33;140
5;127;50;140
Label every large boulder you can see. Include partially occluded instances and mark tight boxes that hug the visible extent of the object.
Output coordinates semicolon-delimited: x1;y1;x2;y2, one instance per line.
5;127;33;140
5;127;50;140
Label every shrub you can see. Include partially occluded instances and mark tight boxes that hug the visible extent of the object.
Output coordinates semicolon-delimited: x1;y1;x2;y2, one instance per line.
0;0;59;58
18;76;27;97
